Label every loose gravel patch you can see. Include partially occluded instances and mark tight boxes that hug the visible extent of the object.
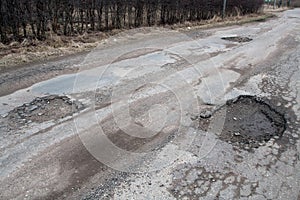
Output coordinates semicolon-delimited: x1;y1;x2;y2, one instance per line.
2;95;84;130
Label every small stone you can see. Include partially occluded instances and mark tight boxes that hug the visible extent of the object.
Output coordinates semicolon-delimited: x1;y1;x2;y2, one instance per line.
244;146;250;150
1;113;9;118
266;141;274;147
233;117;238;121
38;113;44;116
76;103;85;110
29;105;38;112
200;111;212;119
234;132;241;136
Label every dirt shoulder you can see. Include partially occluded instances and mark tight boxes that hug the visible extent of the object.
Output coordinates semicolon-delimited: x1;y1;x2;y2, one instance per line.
0;52;84;96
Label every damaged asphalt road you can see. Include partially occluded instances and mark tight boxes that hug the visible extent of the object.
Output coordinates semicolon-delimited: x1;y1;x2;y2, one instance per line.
0;9;300;200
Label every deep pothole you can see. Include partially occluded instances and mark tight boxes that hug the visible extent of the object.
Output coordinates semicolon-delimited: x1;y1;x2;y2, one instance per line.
200;96;287;150
221;36;252;43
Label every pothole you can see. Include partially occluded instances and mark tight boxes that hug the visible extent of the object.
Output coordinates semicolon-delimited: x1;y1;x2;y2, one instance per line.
200;96;287;150
2;95;84;130
221;36;252;43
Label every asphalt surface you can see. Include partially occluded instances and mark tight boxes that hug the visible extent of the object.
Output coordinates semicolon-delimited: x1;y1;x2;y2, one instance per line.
0;9;299;200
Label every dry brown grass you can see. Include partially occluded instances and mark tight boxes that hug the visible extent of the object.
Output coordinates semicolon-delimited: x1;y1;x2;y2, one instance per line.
0;32;112;68
171;12;275;31
263;6;291;13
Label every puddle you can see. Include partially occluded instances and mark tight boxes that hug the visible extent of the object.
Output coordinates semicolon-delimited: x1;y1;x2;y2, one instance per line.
201;96;287;150
221;36;253;43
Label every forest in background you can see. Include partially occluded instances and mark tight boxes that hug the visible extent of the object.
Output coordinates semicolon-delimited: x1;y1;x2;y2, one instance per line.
0;0;264;44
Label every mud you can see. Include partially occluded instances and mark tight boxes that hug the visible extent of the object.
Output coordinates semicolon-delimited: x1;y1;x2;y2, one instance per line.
2;95;84;130
221;36;253;43
202;96;287;150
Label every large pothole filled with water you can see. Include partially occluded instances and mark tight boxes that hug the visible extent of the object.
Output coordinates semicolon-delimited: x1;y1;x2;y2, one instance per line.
201;96;287;150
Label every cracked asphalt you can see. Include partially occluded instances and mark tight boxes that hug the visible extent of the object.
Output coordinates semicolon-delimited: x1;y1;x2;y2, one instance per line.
0;9;299;200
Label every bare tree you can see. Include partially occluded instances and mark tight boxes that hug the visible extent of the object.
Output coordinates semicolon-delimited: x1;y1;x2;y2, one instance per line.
0;0;264;44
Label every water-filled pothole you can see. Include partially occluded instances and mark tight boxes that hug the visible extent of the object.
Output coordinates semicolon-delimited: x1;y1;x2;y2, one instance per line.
221;36;252;43
204;96;286;150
